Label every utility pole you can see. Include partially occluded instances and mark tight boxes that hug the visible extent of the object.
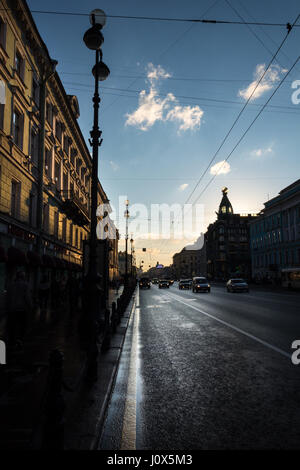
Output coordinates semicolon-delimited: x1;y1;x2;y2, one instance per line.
124;200;130;287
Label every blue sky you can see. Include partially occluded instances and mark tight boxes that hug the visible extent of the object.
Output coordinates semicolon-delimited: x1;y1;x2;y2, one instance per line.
27;0;300;267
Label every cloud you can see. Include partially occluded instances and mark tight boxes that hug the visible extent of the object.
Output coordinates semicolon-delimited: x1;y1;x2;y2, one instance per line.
147;62;171;84
110;160;119;171
210;160;231;175
250;146;273;158
179;183;189;191
238;64;286;101
125;63;204;132
125;87;176;131
166;105;204;132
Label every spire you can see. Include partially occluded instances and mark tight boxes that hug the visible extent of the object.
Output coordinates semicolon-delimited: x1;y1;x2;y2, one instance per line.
218;187;233;217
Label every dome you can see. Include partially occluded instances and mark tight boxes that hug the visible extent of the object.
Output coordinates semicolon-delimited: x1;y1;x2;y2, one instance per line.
218;187;233;217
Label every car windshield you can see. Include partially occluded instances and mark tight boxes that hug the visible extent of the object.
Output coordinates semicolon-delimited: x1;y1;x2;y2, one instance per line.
232;279;246;284
195;278;207;284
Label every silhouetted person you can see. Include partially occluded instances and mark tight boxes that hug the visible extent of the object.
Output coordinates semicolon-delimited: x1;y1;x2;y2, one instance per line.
6;271;32;348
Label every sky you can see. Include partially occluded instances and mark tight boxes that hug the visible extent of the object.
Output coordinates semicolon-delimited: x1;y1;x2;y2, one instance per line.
27;0;300;269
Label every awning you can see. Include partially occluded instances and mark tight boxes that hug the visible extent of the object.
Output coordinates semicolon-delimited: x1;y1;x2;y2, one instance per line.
27;250;42;267
0;246;7;263
7;247;28;266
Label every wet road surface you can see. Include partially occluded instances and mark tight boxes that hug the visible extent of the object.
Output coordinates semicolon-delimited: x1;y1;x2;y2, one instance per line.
99;284;300;450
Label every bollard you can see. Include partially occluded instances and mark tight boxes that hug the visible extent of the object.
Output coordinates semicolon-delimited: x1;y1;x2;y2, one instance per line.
43;349;65;449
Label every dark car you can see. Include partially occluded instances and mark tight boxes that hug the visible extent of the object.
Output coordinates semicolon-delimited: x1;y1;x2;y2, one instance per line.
139;277;151;289
192;277;210;293
226;278;249;293
167;279;174;286
178;279;191;290
159;280;169;289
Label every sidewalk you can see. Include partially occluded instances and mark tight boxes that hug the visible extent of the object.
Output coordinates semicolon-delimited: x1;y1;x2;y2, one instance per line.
64;289;136;450
0;287;125;450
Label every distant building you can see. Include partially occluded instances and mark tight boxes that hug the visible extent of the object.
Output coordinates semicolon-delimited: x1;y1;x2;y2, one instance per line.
173;245;206;279
205;188;257;280
249;179;300;285
118;251;131;278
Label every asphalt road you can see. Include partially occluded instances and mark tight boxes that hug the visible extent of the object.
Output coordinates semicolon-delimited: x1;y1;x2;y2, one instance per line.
99;284;300;450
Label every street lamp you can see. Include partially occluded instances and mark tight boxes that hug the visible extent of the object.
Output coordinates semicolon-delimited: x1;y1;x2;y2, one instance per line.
83;8;110;382
124;200;130;287
130;236;134;277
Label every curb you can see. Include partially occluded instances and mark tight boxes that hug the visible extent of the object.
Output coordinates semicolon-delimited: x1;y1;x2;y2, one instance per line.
88;288;137;450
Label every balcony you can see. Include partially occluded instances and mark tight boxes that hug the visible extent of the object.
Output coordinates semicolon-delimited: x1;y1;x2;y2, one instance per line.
60;190;90;227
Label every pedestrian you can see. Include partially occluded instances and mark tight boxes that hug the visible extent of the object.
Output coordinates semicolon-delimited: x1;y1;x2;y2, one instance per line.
6;271;32;349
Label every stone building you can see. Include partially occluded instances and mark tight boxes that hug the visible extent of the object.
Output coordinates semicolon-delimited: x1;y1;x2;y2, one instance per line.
0;0;116;319
205;188;257;280
249;179;300;285
173;244;207;279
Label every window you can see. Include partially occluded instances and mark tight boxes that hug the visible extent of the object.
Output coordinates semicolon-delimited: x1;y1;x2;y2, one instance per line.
30;127;39;165
75;228;78;247
70;223;73;245
29;193;36;227
0;18;6;49
45;148;52;177
46;102;53;126
43;203;49;232
54;160;61;190
10;180;20;218
12;109;23;149
32;78;39;106
15;50;24;80
63;172;68;191
55;120;62;142
62;218;67;242
54;211;59;238
63;136;70;155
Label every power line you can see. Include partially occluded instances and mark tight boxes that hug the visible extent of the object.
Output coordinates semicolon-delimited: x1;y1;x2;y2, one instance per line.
5;8;299;28
101;0;220;113
63;81;300;113
183;12;300;206
191;53;300;207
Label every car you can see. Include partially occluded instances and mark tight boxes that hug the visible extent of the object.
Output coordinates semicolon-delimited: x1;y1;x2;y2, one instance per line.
167;279;174;286
152;278;159;284
226;278;249;293
159;280;169;289
192;277;211;293
178;279;191;290
139;277;151;289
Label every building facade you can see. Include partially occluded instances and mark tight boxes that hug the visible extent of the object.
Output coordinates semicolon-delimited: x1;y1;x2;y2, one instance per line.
205;188;257;281
0;0;114;319
173;245;207;279
249;179;300;284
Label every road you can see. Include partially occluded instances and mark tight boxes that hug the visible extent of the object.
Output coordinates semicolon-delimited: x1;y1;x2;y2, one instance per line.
99;283;300;450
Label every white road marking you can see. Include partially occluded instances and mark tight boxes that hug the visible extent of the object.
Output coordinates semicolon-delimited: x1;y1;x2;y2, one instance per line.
167;292;291;359
120;290;140;450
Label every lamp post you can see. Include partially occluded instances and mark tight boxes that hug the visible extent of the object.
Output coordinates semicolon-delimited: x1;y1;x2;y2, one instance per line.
124;200;130;287
83;9;110;382
130;236;134;277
